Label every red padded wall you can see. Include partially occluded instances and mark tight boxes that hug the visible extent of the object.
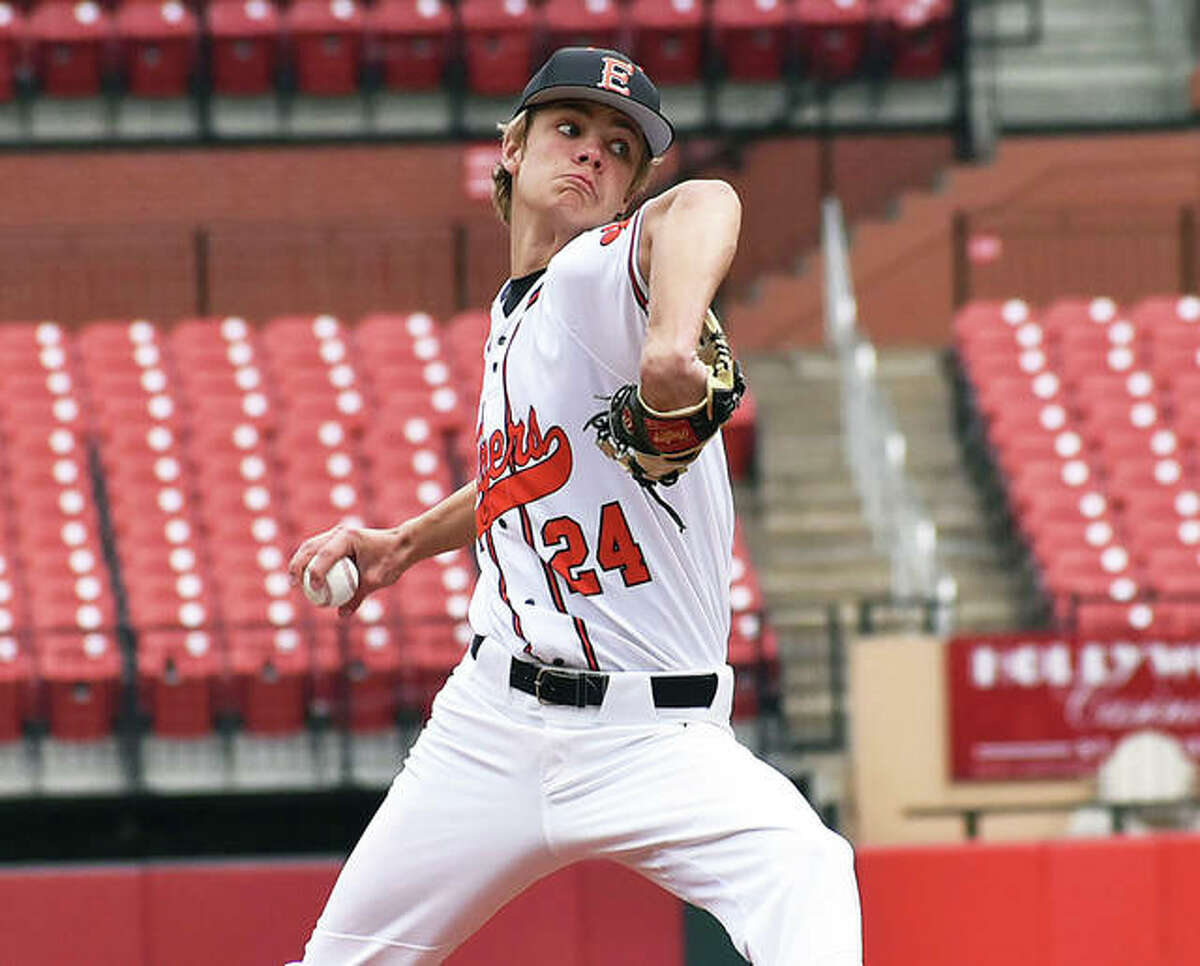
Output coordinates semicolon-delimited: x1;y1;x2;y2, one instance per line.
7;836;1200;965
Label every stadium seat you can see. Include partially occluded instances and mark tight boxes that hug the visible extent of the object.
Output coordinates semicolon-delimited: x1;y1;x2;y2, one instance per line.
311;621;405;730
1074;600;1160;639
793;0;870;81
27;0;112;97
125;574;214;632
541;0;623;56
0;3;21;101
228;626;310;735
115;0;198;97
711;0;790;81
459;0;535;96
1131;294;1200;331
285;0;365;96
207;0;281;95
367;0;453;90
38;632;122;739
629;0;705;85
137;629;224;737
951;298;1033;341
877;0;954;79
0;634;32;741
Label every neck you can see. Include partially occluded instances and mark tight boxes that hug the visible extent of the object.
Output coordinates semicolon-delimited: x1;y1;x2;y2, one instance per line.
507;204;586;278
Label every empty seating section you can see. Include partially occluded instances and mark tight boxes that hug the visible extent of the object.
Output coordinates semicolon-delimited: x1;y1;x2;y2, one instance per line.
0;0;961;100
957;293;1200;638
0;322;122;740
0;309;772;742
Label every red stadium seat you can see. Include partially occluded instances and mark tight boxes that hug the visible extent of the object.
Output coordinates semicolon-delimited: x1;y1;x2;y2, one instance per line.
27;1;112;97
285;0;365;96
711;0;790;81
367;0;453;90
877;0;954;79
39;632;122;739
1074;600;1160;640
1039;295;1122;335
0;634;32;740
629;0;705;85
1131;294;1200;332
976;374;1065;422
1073;369;1159;404
952;299;1035;342
1028;518;1120;565
541;0;623;58
1096;427;1183;464
207;0;281;95
793;0;870;81
311;622;405;731
125;575;214;632
228;626;310;735
0;3;22;101
1008;459;1097;512
137;629;224;737
1105;457;1190;495
115;0;198;97
458;0;535;95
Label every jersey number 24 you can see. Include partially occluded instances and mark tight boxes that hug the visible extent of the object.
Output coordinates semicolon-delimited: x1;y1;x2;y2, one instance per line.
542;501;651;596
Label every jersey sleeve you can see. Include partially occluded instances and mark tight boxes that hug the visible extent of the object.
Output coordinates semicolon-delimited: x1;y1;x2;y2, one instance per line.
538;204;651;381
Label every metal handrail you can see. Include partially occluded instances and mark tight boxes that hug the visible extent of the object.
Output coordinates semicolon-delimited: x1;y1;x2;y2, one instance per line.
821;197;957;632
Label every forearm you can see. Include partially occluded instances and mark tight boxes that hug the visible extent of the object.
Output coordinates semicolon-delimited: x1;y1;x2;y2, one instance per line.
640;180;741;410
393;481;478;568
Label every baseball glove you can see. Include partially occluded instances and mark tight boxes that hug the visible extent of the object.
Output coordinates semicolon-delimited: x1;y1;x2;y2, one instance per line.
586;308;746;516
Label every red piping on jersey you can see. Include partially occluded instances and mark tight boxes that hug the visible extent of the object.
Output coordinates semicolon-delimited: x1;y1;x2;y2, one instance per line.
488;309;600;672
627;209;649;312
520;506;567;613
572;616;600;671
519;504;600;671
484;527;525;641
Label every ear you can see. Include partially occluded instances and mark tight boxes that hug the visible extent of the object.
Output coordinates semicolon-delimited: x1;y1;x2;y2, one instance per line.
500;127;524;176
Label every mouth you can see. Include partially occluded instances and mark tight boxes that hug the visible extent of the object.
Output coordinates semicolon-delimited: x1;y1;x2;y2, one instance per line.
561;173;596;199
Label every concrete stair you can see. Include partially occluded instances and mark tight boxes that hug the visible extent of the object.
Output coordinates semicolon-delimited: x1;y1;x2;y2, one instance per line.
737;345;1030;762
874;348;1027;632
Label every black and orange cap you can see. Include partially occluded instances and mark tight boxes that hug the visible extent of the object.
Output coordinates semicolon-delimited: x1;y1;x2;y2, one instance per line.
512;47;675;158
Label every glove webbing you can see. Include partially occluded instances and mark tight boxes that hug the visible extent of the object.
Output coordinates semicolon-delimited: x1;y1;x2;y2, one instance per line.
585;408;687;532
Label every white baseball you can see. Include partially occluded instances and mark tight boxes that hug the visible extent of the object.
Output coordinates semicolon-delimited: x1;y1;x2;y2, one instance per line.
303;556;359;608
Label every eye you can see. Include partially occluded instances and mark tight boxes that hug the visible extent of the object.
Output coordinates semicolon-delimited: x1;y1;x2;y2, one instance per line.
609;139;631;159
556;120;579;137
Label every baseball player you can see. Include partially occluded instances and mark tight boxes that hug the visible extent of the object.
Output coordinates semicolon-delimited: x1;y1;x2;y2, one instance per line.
289;47;862;965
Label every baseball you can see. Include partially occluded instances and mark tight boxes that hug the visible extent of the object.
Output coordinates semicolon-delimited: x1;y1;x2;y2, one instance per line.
303;556;359;608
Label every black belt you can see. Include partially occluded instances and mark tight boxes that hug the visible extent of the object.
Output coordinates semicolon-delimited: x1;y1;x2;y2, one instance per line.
471;635;718;709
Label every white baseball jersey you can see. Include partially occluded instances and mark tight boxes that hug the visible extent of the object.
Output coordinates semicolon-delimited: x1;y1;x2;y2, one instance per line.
468;204;735;673
296;203;864;966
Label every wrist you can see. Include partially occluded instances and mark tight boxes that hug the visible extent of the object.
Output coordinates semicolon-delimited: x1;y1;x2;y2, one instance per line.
390;521;419;571
639;355;708;413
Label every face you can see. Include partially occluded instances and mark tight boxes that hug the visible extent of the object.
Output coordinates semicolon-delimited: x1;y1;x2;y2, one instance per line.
503;100;646;232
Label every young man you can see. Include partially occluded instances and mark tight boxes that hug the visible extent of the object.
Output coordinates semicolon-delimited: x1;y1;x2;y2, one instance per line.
289;47;863;965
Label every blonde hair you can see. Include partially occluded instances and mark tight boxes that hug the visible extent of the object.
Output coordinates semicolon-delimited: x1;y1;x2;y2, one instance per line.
491;106;658;225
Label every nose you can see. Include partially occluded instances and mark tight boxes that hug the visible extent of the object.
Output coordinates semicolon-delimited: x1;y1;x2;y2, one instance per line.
575;138;604;168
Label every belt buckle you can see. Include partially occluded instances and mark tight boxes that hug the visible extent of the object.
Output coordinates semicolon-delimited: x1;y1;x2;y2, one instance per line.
534;667;577;705
534;666;557;705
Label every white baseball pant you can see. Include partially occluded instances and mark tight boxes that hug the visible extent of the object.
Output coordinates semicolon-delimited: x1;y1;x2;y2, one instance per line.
296;640;863;965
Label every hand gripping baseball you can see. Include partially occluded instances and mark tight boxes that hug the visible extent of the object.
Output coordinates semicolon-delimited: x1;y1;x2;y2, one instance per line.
588;308;746;490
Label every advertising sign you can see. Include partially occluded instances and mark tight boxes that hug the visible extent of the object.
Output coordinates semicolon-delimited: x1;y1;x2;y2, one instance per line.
948;634;1200;779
